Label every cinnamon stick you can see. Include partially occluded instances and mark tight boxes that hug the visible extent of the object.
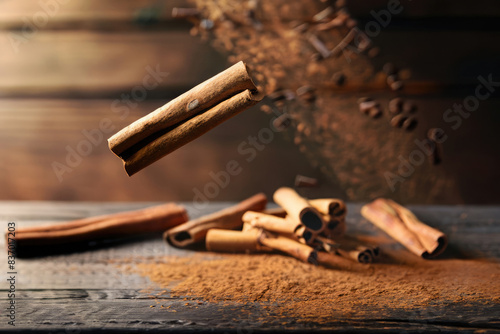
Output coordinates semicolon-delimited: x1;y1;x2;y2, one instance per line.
336;246;375;264
310;198;347;219
361;198;447;258
10;203;188;248
242;211;300;235
273;187;326;233
109;61;256;157
123;89;261;175
108;61;262;176
163;193;267;248
316;251;368;271
258;231;317;264
262;207;287;218
206;229;271;253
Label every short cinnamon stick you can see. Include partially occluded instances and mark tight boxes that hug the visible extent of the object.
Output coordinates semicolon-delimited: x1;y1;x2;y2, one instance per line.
262;207;287;218
206;229;270;253
242;211;300;235
273;187;326;232
10;203;188;248
361;198;447;258
163;193;267;248
259;232;317;264
310;198;347;219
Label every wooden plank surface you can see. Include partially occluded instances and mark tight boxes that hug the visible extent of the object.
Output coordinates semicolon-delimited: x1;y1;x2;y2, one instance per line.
0;202;499;332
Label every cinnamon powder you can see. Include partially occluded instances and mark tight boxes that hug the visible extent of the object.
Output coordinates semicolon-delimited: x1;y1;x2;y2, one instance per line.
118;248;499;322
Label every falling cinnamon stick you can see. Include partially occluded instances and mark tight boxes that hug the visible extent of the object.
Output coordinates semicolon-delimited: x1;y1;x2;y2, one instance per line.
361;198;447;258
273;187;326;233
163;193;267;248
108;61;262;176
125;89;261;175
109;61;256;156
10;203;188;248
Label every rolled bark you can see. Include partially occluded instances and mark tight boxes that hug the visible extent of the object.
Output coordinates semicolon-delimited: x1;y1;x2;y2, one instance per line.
123;89;261;175
109;61;256;157
10;203;188;248
385;199;447;258
206;229;269;253
262;207;287;218
163;193;267;248
259;232;317;264
242;211;300;235
310;198;347;219
361;198;447;258
337;246;376;264
273;187;326;232
322;215;346;240
316;251;368;271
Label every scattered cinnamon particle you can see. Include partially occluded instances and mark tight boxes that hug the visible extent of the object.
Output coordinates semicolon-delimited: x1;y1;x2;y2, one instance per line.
117;250;500;323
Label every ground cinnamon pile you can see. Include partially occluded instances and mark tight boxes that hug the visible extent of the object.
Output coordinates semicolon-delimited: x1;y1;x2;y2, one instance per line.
118;248;499;322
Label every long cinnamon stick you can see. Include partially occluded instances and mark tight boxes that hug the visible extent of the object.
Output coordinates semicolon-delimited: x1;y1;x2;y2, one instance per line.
123;89;262;175
273;187;326;232
163;193;267;248
10;203;188;248
361;198;447;258
109;61;256;157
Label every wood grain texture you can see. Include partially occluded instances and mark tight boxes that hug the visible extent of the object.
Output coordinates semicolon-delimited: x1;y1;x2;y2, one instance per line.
0;0;190;30
0;30;224;99
0;202;499;332
0;99;319;202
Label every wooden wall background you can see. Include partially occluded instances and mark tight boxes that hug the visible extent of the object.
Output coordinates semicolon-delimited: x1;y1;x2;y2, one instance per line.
0;0;499;203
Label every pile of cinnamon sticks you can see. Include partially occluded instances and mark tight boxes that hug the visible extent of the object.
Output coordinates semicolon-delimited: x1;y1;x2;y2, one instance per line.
8;190;446;263
164;188;379;270
163;188;448;267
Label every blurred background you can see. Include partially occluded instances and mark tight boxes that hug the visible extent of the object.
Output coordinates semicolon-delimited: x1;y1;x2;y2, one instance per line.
0;0;499;204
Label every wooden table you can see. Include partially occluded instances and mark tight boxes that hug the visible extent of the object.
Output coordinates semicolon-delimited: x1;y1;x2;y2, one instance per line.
0;201;498;333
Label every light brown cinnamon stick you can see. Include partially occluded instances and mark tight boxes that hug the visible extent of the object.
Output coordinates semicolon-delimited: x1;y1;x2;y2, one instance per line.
273;187;326;233
310;198;347;219
262;207;287;218
10;203;188;248
163;193;267;248
258;231;317;264
123;89;261;175
316;251;368;271
109;61;256;157
242;211;300;235
361;198;447;258
206;229;271;253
